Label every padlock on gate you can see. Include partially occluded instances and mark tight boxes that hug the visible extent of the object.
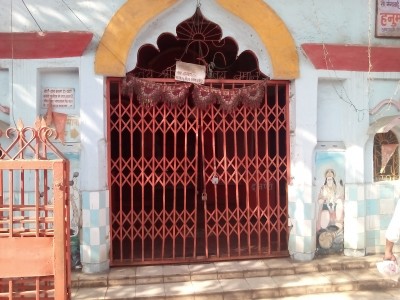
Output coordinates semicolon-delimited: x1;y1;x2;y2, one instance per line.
202;192;207;201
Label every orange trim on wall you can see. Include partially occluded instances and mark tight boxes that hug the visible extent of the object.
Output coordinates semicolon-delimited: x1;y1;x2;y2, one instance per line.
302;43;400;72
0;32;93;59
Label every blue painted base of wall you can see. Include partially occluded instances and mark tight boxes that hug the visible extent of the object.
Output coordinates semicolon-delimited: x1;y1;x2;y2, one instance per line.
80;190;110;274
82;260;110;274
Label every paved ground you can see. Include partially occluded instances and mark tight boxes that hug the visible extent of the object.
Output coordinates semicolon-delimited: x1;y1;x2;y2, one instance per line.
260;290;400;299
71;253;400;299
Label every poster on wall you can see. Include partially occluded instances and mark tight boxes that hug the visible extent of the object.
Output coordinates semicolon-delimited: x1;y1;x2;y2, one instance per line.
376;0;400;37
314;149;346;255
64;116;80;143
46;115;80;144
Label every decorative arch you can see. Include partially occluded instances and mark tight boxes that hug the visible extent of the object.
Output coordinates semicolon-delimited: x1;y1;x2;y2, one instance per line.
94;0;178;76
95;0;299;79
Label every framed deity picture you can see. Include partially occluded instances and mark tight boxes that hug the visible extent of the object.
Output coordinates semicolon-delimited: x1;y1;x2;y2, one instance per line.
376;0;400;37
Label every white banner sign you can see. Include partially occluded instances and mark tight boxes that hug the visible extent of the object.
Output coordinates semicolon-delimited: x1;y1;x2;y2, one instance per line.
42;88;75;109
175;61;206;84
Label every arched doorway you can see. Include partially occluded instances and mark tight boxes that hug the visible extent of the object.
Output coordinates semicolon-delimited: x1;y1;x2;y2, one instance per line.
107;7;290;265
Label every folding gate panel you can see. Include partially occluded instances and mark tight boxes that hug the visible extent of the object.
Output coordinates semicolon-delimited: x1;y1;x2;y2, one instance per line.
200;82;289;259
109;81;199;264
109;79;290;265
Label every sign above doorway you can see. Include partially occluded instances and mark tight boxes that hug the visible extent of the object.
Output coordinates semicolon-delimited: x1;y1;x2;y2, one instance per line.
175;61;206;84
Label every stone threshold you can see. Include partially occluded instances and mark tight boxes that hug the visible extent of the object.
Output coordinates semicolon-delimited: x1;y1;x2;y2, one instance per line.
72;254;379;288
71;254;398;299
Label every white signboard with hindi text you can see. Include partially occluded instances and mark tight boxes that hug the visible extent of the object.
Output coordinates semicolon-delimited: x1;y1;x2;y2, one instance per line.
376;0;400;37
175;61;206;84
42;88;75;109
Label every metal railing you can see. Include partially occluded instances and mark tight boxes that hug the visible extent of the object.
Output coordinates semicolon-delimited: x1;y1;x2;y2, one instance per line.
0;121;71;299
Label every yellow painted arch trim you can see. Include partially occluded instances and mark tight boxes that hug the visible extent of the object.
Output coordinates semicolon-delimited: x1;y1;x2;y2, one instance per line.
95;0;178;76
95;0;299;79
217;0;299;79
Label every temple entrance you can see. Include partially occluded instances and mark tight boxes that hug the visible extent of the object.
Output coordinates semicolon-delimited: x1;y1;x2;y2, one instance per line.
107;7;290;265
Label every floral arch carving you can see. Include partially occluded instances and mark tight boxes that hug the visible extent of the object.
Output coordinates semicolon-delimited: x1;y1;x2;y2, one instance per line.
122;7;269;111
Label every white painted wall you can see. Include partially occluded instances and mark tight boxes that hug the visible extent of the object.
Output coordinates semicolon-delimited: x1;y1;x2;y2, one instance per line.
0;0;400;263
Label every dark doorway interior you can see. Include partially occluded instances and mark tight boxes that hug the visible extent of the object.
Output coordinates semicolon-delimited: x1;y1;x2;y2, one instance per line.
107;7;290;265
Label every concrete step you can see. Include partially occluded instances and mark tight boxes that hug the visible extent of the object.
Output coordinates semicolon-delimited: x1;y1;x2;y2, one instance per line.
257;289;400;300
71;254;399;299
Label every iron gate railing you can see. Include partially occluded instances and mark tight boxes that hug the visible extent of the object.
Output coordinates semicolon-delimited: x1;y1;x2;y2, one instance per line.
108;79;290;265
200;82;289;258
0;121;71;299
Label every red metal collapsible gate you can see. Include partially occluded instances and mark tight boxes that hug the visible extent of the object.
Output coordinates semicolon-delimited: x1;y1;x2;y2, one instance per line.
108;79;290;265
0;123;71;299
